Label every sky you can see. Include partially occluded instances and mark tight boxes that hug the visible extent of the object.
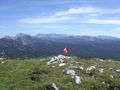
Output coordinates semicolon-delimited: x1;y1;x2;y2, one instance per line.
0;0;120;37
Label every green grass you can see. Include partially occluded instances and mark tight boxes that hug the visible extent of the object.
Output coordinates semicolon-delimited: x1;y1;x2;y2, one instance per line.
0;57;120;90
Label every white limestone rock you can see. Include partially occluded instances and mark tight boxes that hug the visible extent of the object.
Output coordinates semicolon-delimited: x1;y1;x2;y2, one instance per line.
110;75;114;78
116;69;120;72
79;66;84;70
74;75;81;84
66;69;76;76
86;66;96;72
98;68;104;73
52;83;59;90
59;63;66;67
0;58;4;60
1;61;6;64
96;58;104;62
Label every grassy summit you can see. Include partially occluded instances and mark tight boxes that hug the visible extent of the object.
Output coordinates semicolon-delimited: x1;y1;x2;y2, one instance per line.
0;56;120;90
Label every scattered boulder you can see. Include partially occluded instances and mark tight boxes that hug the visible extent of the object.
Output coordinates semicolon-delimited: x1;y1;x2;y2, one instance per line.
56;55;65;63
96;58;104;62
102;82;105;84
52;61;58;64
70;65;78;69
98;68;104;73
47;55;66;65
108;60;112;62
110;75;113;78
0;58;4;60
66;69;82;84
74;75;81;84
116;69;120;72
47;57;56;65
66;69;76;76
1;61;6;64
59;63;66;67
52;66;55;68
51;83;59;90
47;61;52;65
79;66;84;70
86;66;96;72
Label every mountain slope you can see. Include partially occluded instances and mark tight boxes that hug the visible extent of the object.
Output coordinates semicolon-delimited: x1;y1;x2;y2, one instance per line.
0;33;120;60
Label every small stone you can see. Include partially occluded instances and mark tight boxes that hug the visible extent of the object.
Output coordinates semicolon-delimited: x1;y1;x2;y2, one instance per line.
86;66;96;72
1;61;6;64
66;69;75;76
74;75;81;84
116;69;120;72
99;68;104;73
52;83;59;90
79;66;84;70
59;63;66;67
110;75;113;78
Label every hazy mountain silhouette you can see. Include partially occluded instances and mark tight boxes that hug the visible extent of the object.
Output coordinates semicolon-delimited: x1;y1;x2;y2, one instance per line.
0;33;120;60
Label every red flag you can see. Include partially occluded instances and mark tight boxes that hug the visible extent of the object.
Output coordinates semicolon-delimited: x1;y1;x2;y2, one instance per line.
63;47;68;56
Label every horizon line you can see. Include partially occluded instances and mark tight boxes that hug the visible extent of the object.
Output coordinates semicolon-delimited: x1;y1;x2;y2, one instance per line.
0;33;120;39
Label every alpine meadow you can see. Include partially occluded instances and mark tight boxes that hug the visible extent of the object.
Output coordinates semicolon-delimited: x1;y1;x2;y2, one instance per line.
0;0;120;90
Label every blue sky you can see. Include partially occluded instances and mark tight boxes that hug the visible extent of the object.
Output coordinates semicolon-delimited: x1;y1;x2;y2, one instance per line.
0;0;120;37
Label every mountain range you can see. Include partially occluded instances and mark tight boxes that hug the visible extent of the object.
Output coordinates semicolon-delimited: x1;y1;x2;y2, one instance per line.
0;33;120;60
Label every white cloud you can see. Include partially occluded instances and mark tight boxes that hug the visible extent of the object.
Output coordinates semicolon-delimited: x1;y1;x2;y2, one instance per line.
18;7;100;24
18;16;73;24
43;25;71;30
88;14;98;17
55;7;120;16
55;7;101;16
81;19;120;25
18;6;120;25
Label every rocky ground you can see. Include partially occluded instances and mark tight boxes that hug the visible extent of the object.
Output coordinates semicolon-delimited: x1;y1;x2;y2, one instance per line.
0;55;120;90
